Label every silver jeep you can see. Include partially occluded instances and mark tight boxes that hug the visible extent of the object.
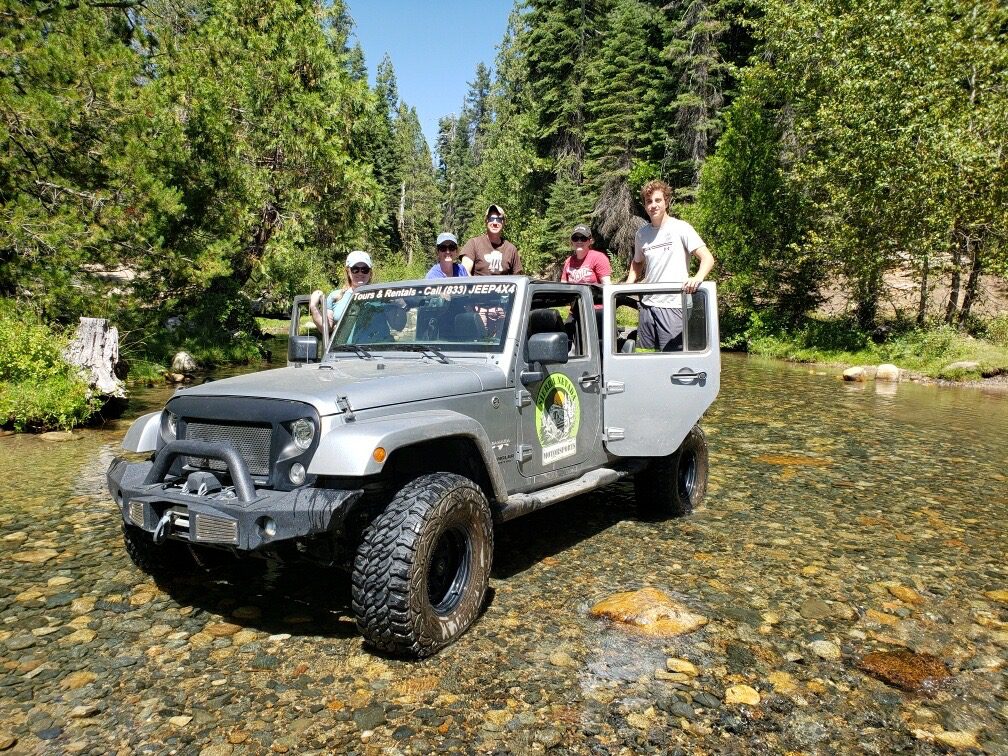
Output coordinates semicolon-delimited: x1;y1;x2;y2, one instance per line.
107;276;720;656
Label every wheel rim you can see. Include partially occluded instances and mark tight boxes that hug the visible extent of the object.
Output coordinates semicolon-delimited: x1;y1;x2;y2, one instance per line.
678;449;697;502
427;526;471;614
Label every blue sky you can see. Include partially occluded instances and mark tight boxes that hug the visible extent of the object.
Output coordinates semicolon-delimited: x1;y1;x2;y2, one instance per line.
347;0;514;152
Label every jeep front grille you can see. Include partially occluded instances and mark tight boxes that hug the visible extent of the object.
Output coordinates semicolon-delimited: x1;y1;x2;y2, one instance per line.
184;421;272;477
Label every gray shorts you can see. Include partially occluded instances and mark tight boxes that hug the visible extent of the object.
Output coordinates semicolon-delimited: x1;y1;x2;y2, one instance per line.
637;304;683;351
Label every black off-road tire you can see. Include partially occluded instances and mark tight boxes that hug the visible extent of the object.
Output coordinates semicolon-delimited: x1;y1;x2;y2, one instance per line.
635;425;709;518
122;522;194;577
352;472;494;658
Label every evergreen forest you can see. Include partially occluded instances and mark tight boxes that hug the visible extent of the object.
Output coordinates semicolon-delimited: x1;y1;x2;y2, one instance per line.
2;0;1007;429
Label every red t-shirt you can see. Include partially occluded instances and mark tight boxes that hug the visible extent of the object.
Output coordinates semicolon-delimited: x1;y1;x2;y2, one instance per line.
561;249;611;284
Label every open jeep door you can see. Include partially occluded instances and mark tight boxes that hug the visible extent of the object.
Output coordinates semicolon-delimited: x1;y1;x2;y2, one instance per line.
600;282;720;456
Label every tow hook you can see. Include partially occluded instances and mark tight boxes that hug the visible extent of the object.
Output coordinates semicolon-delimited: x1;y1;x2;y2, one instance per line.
153;510;179;544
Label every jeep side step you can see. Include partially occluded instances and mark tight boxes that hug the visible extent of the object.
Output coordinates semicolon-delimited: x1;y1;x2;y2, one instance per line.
495;462;645;522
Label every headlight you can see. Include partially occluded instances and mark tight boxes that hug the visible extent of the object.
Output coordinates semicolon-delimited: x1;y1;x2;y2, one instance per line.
291;419;314;450
165;411;177;439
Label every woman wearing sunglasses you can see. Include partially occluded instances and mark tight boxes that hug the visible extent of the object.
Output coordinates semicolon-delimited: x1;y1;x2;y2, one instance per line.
427;233;469;278
560;224;611;286
309;249;373;333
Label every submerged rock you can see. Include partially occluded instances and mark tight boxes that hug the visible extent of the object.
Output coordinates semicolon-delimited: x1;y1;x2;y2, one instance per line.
857;650;952;695
590;587;708;636
843;366;866;381
724;685;760;706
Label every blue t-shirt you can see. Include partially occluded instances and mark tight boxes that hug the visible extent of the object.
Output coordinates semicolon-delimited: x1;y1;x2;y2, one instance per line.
325;289;353;325
426;263;469;279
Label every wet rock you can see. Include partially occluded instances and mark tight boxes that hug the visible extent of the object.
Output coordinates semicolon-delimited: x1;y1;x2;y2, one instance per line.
843;367;866;382
0;733;15;751
199;745;234;756
5;634;36;650
69;704;101;718
549;651;576;668
169;715;193;727
206;622;241;638
352;704;386;730
983;589;1008;604
799;598;833;620
887;585;924;605
724;685;760;706
38;727;62;740
11;548;59;564
913;728;980;751
857;651;952;694
666;658;698;676
876;364;901;381
590;588;708;636
39;431;76;442
808;640;841;661
62;671;97;689
693;692;721;710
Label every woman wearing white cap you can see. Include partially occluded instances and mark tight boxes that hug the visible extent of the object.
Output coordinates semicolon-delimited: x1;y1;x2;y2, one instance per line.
309;250;373;333
427;233;469;278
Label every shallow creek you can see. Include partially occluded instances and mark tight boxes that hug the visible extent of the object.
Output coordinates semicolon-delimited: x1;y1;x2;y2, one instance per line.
0;353;1006;754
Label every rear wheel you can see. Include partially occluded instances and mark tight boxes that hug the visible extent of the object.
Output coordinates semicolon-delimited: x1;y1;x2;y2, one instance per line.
635;425;708;518
352;472;493;657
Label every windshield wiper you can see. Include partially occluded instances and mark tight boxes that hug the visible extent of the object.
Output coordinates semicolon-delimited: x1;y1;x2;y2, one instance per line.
373;344;451;363
330;344;374;360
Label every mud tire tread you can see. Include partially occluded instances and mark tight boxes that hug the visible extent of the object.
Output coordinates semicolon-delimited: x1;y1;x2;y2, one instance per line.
351;472;493;658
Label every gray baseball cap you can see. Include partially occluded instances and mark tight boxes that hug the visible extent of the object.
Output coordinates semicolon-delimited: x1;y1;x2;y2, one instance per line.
436;232;458;247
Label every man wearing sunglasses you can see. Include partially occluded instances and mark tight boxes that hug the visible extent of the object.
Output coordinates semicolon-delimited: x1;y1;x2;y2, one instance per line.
560;224;612;287
460;204;523;276
427;232;469;278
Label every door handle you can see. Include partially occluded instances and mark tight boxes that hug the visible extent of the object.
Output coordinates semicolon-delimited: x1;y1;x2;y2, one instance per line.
670;370;706;386
579;373;601;387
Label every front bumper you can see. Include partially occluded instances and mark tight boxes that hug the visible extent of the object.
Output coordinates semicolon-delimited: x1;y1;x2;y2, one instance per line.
106;453;363;551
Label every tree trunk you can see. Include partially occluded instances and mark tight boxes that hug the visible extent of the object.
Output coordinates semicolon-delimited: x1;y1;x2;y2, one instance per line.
958;236;982;329
916;251;929;326
945;229;963;324
62;317;127;399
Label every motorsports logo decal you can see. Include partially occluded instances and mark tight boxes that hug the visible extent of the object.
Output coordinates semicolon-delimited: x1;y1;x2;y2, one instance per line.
535;373;580;466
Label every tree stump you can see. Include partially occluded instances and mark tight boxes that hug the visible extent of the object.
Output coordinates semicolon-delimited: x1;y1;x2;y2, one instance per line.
62;317;127;399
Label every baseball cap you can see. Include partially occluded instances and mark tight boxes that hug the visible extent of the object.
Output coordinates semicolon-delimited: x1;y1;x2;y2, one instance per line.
436;232;458;246
485;204;505;220
570;224;592;238
346;250;372;269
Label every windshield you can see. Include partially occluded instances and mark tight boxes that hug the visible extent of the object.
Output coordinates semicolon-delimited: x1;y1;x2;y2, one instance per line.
328;280;518;354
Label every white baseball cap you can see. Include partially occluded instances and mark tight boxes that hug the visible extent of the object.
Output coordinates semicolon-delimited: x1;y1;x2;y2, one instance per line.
346;250;372;269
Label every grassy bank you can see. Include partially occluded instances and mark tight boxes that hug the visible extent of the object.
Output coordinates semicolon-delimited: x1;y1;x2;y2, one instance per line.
742;315;1008;380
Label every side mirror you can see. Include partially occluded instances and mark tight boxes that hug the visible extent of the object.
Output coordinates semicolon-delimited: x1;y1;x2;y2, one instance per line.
522;332;569;385
289;335;318;363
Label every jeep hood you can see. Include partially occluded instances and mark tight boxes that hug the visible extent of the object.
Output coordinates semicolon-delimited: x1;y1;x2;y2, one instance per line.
174;360;507;415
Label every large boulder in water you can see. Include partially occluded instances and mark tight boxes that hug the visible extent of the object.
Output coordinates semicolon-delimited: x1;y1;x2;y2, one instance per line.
843;366;866;382
590;587;708;636
876;363;901;381
171;351;197;374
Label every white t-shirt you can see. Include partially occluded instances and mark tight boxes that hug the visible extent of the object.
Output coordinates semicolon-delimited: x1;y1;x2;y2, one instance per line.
633;217;705;307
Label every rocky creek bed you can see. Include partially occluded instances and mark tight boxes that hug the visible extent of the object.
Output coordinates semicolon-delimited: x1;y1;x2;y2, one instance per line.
1;354;1006;754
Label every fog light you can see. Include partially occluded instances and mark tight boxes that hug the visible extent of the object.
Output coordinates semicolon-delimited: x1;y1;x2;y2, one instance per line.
259;517;276;539
289;462;306;485
291;419;314;450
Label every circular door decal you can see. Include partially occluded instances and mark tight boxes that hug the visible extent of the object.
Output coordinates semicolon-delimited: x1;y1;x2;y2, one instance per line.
535;373;580;465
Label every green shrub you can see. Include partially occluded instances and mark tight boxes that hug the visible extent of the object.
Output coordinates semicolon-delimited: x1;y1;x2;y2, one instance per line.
985;316;1008;348
0;300;101;430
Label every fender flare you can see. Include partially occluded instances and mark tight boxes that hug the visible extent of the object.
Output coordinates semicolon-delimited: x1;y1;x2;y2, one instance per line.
122;411;162;453
308;410;508;501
